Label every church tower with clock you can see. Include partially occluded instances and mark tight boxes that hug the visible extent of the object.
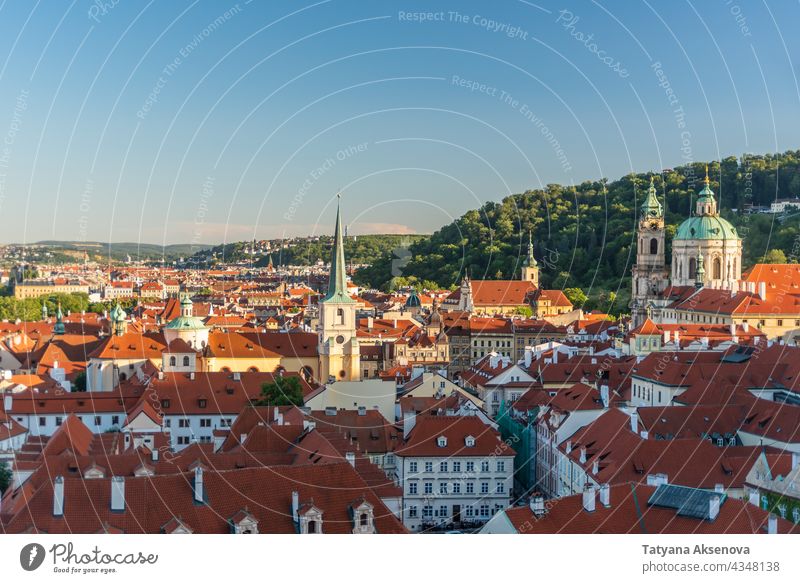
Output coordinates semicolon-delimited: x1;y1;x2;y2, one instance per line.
631;176;669;327
317;196;361;383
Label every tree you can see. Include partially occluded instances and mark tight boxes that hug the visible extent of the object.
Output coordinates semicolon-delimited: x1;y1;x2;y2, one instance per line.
0;461;11;494
254;376;304;406
564;287;588;307
761;249;788;264
73;371;87;392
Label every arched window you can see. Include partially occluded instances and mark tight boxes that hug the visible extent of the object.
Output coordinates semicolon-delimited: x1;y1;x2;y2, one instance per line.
248;366;259;373
689;257;697;279
119;372;127;381
169;356;176;366
336;308;344;325
713;257;721;280
360;513;368;527
649;238;658;255
307;520;317;533
183;356;190;366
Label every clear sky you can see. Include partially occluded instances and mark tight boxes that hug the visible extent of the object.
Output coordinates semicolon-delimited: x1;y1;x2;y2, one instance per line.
0;0;797;245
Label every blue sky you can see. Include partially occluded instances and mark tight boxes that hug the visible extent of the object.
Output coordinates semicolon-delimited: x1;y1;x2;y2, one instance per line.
0;0;797;244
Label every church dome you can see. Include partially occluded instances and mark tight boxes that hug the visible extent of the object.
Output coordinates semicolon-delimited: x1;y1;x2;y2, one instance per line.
404;290;422;308
674;215;738;241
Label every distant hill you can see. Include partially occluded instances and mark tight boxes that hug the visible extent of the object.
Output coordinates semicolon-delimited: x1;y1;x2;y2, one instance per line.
29;241;211;261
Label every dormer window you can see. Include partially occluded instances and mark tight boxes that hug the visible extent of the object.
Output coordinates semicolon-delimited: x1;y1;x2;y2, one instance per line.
465;435;475;447
351;499;375;533
437;436;447;448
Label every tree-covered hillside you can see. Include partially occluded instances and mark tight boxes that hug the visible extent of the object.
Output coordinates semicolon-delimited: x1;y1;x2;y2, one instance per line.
354;151;800;314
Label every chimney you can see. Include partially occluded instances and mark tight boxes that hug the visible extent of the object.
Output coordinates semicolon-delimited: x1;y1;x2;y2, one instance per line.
53;476;65;517
599;483;610;507
749;490;760;506
111;476;125;511
552;350;558;364
640;430;649;439
291;490;299;522
673;330;680;344
630;411;638;434
152;448;159;462
582;484;596;513
524;346;533;368
3;391;11;412
157;370;164;380
579;447;587;464
793;452;800;471
565;440;572;454
714;483;724;494
663;330;670;344
358;406;366;416
768;514;777;534
233;372;241;381
530;495;545;516
592;460;599;475
600;385;609;408
345;451;356;467
708;495;720;520
189;372;195;380
742;321;750;333
193;466;204;503
366;316;373;330
758;282;767;301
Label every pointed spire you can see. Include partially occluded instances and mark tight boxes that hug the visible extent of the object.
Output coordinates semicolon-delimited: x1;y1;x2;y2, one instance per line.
54;302;65;335
323;194;355;304
524;230;537;267
695;250;705;289
641;174;663;218
704;164;710;186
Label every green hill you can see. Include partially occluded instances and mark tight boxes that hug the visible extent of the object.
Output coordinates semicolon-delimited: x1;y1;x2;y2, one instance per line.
353;151;800;315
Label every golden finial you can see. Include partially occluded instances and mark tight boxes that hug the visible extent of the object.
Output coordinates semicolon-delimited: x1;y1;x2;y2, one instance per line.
704;164;710;186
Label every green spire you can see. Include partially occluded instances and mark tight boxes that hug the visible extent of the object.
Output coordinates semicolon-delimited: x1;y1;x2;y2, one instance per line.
323;195;355;304
695;250;705;288
641;175;663;218
54;302;65;335
523;230;537;266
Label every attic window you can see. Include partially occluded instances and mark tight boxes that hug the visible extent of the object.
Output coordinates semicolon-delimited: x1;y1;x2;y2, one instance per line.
161;399;170;409
437;436;447;447
198;399;207;409
464;435;475;447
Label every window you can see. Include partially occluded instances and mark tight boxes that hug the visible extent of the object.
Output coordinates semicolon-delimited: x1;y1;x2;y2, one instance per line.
496;481;505;494
179;419;190;428
336;308;344;325
481;482;489;494
453;482;461;494
177;436;190;445
39;417;46;427
408;506;418;518
112;415;119;425
479;504;490;517
55;417;63;426
200;418;211;428
777;320;783;327
481;461;489;472
440;461;448;472
409;482;417;495
497;461;505;472
425;461;433;472
453;461;461;472
164;419;171;428
439;482;447;494
465;506;474;517
198;399;207;409
424;482;433;494
466;461;475;473
307;520;318;534
409;461;418;473
183;356;190;366
94;416;101;426
438;505;447;518
466;482;474;494
437;436;447;447
422;506;433;518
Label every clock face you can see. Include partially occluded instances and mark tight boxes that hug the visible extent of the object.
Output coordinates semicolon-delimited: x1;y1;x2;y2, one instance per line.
649;221;660;230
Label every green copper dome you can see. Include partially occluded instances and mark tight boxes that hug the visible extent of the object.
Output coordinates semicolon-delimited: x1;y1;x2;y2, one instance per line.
674;215;739;240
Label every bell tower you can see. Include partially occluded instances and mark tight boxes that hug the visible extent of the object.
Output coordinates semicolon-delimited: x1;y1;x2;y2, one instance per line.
631;176;669;326
521;231;539;286
318;196;360;383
